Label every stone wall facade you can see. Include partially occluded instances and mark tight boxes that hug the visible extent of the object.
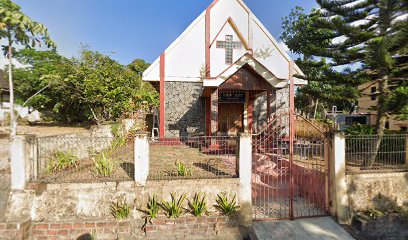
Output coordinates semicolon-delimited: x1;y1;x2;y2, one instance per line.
346;172;408;212
164;82;205;137
252;87;289;134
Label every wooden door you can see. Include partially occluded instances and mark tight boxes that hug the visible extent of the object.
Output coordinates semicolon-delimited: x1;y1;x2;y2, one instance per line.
218;103;244;135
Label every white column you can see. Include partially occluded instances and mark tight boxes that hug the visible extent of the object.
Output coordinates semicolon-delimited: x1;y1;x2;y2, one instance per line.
10;135;28;190
331;131;349;224
238;133;252;227
134;133;149;186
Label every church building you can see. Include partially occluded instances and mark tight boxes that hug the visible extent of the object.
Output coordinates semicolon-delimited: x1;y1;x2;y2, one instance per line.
143;0;306;138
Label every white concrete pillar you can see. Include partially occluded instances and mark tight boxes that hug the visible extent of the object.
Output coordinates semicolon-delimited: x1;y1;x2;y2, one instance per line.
10;135;29;190
134;133;149;186
330;131;349;224
237;133;252;227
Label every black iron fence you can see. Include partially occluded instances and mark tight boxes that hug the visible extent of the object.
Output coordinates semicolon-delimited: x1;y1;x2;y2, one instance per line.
345;134;408;173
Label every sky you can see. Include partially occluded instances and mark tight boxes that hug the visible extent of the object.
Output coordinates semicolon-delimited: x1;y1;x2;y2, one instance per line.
1;0;317;67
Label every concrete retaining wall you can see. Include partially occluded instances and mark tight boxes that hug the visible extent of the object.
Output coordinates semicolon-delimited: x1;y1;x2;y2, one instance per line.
6;179;240;222
347;172;408;211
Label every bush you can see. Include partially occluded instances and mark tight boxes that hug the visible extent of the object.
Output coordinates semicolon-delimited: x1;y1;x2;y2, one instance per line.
110;199;131;220
345;124;375;135
188;193;207;217
47;150;78;173
161;193;186;218
215;193;239;216
93;152;114;176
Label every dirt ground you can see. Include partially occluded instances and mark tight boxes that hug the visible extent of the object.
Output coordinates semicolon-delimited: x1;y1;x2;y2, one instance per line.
0;125;89;137
149;145;237;180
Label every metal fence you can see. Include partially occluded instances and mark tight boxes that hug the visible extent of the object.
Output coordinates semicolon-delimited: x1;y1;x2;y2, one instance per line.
148;136;238;180
31;134;134;183
345;134;408;173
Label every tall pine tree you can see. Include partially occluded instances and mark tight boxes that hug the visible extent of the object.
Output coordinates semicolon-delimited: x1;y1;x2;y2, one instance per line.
282;0;407;165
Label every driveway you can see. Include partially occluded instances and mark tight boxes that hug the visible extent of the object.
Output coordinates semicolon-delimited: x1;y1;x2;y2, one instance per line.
252;217;355;240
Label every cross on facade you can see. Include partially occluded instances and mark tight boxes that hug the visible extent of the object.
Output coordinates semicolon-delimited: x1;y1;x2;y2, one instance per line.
216;35;242;65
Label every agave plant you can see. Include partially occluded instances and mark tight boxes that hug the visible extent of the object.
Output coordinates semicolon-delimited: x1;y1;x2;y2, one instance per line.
93;152;114;176
161;193;186;218
215;193;239;216
188;193;207;217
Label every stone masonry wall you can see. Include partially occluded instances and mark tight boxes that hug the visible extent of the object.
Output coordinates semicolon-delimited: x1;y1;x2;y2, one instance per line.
164;82;205;137
346;172;408;212
253;88;289;134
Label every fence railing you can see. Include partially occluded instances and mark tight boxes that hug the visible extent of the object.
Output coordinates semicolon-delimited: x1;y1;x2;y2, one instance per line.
345;134;408;173
31;134;134;183
148;136;238;180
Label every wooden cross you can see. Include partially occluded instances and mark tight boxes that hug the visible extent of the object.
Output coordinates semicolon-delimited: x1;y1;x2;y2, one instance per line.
216;35;242;65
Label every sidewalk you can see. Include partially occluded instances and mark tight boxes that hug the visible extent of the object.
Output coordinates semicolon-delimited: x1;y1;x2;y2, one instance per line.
252;217;355;240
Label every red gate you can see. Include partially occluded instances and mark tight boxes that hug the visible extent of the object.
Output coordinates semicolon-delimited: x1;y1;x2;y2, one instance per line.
252;113;330;220
251;65;331;220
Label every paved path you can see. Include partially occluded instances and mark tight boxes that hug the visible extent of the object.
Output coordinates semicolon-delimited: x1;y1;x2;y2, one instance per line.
252;217;355;240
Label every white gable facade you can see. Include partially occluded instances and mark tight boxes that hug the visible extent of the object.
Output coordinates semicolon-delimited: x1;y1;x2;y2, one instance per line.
143;0;305;138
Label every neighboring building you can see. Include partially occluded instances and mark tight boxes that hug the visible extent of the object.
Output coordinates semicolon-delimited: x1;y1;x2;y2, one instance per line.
142;0;306;138
0;69;10;104
0;69;41;123
358;81;407;131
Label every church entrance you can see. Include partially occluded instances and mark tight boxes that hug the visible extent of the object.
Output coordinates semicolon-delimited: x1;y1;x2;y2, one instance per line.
217;90;246;135
218;103;244;135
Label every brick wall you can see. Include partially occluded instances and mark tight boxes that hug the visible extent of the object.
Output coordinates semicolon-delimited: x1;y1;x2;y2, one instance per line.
0;220;31;240
0;215;241;240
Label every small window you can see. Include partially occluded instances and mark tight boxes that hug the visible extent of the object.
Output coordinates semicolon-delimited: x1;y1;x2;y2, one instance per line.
370;87;377;100
385;121;390;129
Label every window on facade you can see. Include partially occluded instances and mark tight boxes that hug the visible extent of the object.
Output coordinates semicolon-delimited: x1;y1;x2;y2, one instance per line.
370;86;377;100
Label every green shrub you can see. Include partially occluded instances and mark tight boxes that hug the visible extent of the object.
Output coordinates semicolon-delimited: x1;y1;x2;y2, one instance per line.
161;193;186;218
110;199;131;220
175;161;192;177
47;150;78;173
215;193;239;216
345;124;375;135
93;152;114;176
111;135;126;150
141;195;160;233
146;195;160;219
188;193;207;217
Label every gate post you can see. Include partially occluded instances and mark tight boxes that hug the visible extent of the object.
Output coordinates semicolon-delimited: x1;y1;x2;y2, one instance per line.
134;133;149;186
10;135;33;190
237;133;252;227
330;131;349;224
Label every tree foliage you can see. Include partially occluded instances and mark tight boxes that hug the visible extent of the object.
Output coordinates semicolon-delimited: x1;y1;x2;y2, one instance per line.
282;1;408;133
13;48;158;124
0;0;55;137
